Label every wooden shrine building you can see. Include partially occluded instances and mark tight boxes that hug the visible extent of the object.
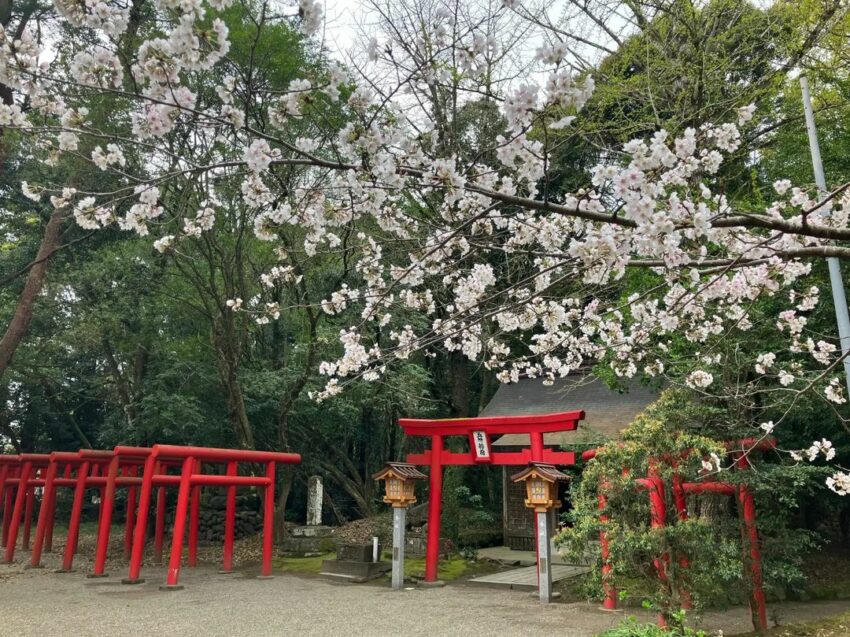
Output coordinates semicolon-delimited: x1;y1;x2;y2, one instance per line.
486;374;658;550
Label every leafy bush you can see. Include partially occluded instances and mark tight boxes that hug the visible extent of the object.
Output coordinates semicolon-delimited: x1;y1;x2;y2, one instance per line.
598;615;706;637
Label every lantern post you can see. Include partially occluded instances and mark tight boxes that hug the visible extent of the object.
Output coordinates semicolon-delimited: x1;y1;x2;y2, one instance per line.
511;462;570;603
373;462;427;590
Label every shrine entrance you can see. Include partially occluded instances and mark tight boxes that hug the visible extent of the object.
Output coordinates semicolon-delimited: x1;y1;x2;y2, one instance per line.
397;410;585;583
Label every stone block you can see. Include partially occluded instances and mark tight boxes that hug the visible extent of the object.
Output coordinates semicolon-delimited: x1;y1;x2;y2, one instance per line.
320;559;391;583
290;525;334;538
336;542;381;562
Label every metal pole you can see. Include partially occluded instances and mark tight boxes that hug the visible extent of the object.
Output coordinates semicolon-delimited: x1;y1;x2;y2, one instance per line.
536;510;552;603
392;507;406;590
801;75;850;396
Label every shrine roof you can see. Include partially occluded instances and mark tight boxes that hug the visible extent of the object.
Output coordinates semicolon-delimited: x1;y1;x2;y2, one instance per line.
372;462;427;481
510;462;571;483
486;374;658;447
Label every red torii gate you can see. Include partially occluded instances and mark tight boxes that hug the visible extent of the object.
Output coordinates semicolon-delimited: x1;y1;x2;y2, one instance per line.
399;410;585;582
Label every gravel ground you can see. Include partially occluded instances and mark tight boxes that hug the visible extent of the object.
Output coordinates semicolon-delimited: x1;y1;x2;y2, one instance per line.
1;552;850;637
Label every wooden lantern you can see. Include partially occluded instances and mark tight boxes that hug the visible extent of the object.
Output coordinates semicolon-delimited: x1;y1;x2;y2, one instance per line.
373;462;426;508
511;462;570;513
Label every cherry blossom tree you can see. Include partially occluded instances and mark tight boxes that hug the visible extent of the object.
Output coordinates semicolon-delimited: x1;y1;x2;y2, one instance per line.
1;0;850;492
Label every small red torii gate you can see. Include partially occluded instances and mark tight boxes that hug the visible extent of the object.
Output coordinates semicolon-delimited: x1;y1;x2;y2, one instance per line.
399;410;585;582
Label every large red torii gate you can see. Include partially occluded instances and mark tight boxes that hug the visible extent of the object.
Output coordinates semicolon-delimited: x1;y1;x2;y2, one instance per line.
399;410;585;582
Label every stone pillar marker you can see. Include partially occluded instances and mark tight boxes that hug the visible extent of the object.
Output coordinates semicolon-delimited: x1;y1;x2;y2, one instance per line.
392;507;406;590
536;510;552;603
307;475;323;526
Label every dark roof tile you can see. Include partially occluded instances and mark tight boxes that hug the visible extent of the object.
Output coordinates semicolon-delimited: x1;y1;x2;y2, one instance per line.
485;374;658;447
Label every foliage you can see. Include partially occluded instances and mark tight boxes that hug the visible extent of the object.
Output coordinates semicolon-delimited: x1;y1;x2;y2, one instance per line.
557;390;822;627
597;614;707;637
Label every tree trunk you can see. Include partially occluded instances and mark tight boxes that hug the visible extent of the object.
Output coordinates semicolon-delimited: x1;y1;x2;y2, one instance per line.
275;465;294;540
102;336;138;428
216;359;254;449
211;317;254;450
450;352;470;416
273;310;319;537
39;378;93;449
0;208;69;379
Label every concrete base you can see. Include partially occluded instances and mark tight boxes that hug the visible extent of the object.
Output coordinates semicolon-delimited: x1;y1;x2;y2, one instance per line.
418;580;446;588
121;578;145;585
256;575;274;580
54;568;75;573
217;570;234;575
290;525;334;538
320;559;391;583
286;525;336;556
87;573;109;579
23;564;44;570
529;591;562;599
320;572;372;583
159;584;184;591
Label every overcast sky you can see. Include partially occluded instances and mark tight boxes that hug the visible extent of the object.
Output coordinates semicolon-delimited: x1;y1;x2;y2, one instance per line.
321;0;366;59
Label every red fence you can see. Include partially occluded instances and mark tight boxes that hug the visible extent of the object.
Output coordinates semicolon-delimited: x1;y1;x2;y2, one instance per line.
0;445;300;589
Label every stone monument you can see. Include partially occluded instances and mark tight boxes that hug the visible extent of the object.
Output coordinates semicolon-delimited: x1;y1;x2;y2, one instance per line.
286;475;336;556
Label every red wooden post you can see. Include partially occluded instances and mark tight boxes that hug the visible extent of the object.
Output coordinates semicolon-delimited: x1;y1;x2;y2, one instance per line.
221;461;237;574
529;432;545;461
735;451;768;633
59;460;90;572
1;467;14;547
188;459;201;567
44;485;56;554
22;478;35;549
645;473;668;628
738;485;767;631
162;455;195;590
154;460;166;565
90;456;121;577
30;459;59;567
424;434;443;582
671;472;692;610
125;452;158;585
260;461;276;578
123;465;138;560
0;464;8;547
598;485;618;610
4;460;32;562
45;462;70;553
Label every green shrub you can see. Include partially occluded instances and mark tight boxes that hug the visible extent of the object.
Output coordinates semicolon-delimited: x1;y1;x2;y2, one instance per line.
598;616;706;637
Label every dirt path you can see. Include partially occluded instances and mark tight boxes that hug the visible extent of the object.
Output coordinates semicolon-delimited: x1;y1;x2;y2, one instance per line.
1;555;850;637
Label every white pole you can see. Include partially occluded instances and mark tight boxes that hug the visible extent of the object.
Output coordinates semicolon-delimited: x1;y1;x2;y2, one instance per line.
536;510;553;603
372;535;379;563
800;76;850;397
391;508;406;590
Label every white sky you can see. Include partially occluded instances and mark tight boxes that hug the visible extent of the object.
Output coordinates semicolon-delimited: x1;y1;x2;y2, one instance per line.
321;0;368;60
